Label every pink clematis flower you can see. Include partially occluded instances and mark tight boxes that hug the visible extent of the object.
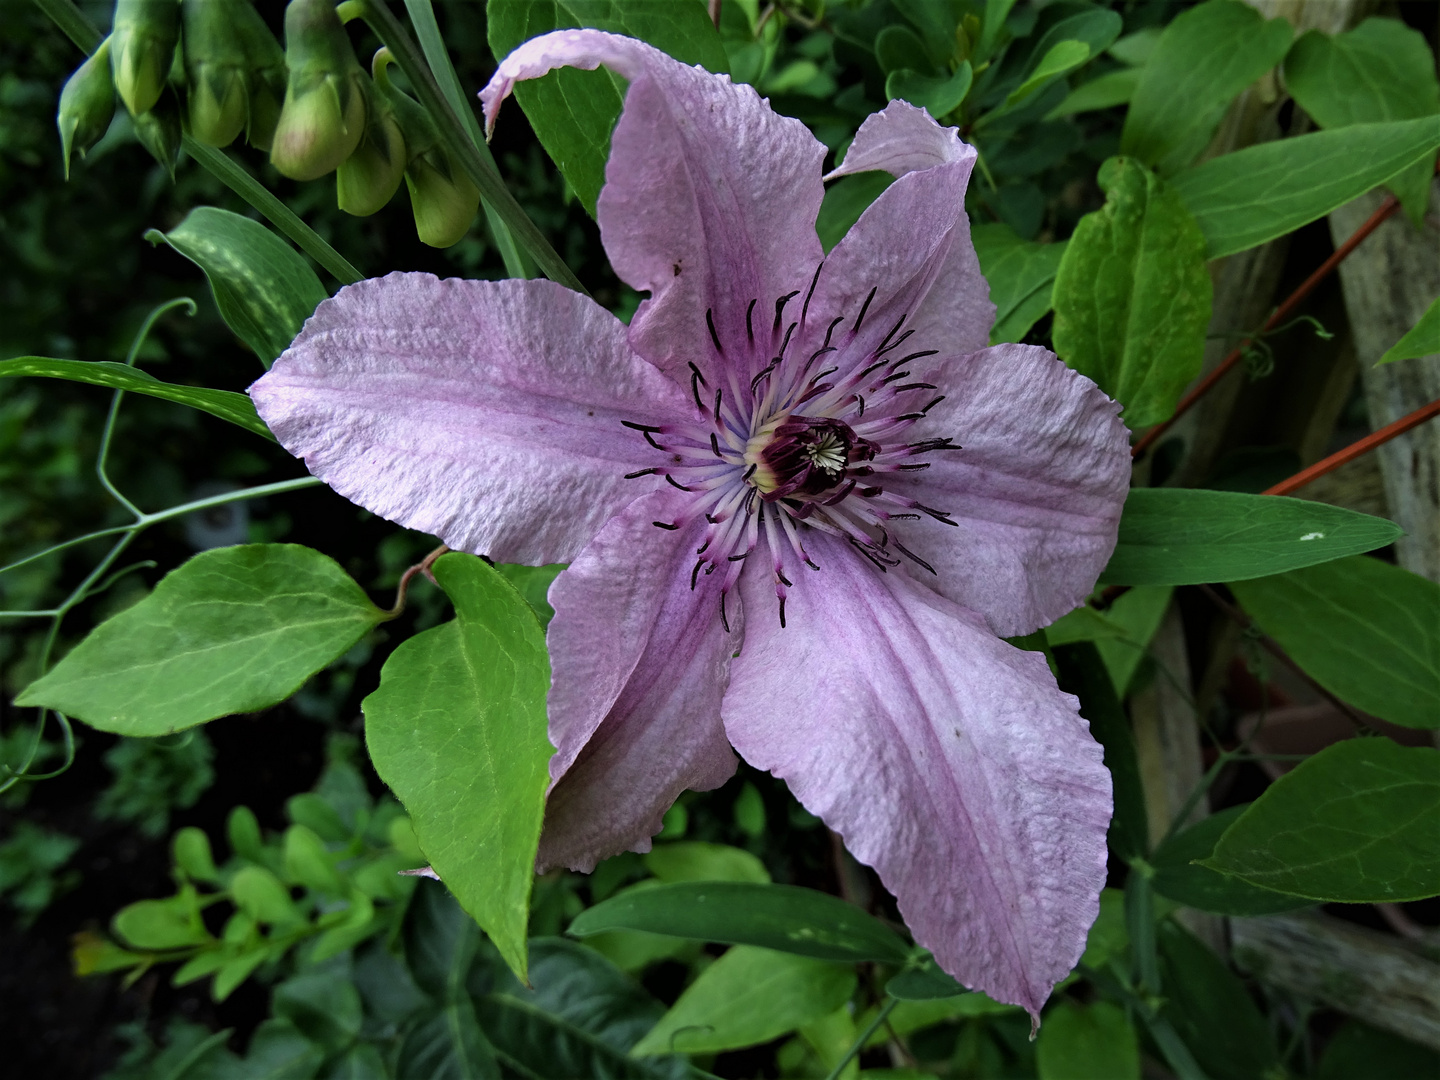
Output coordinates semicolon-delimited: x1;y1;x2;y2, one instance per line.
250;31;1130;1018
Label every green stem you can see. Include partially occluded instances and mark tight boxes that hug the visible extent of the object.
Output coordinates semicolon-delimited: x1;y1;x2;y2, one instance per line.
824;997;897;1080
402;0;531;279
34;0;363;288
357;0;585;293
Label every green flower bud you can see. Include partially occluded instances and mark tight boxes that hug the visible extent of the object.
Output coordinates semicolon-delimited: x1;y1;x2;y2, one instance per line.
245;63;286;152
110;0;180;116
57;37;116;179
370;50;476;247
133;87;183;179
336;55;406;216
181;0;250;146
270;0;366;180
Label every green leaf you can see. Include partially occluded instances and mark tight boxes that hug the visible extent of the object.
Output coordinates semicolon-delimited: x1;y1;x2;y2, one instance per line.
1151;806;1313;915
493;562;565;628
232;865;305;926
0;356;273;440
817;172;894;253
1171;117;1440;258
173;827;221;884
569;880;911;964
362;553;551;983
1120;0;1292;174
1378;294;1440;366
1156;920;1279;1080
486;0;729;217
146;206;328;368
399;1001;501;1080
971;223;1066;345
632;945;856;1055
644;841;770;884
234;1018;328;1080
1047;586;1174;697
1006;40;1090;108
478;937;694;1079
1052;157;1212;428
1283;18;1440;222
1046;69;1138;120
1078;887;1128;970
884;957;966;1001
886;61;972;119
1099;489;1403;586
113;895;210;950
272;972;364;1054
16;545;385;735
1317;1020;1440;1080
325;1043;389;1080
1229;557;1440;729
1036;1000;1140;1080
1204;738;1440;903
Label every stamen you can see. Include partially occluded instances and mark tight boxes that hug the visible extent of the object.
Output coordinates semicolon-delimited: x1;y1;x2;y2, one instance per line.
853;286;877;333
665;474;693;491
624;467;659;479
706;308;724;353
688;362;708;410
691;559;704;589
897;349;940;365
710;432;723;458
746;298;757;342
653;521;680;530
821;315;844;351
875;315;908;354
778;596;787;628
713;388;723;425
801;262;823;327
720;590;731;632
778;321;796;358
894;541;936;575
895;382;938;392
876;327;916;357
773;290;800;333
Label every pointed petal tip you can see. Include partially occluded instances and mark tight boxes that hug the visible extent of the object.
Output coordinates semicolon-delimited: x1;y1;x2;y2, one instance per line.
825;99;974;181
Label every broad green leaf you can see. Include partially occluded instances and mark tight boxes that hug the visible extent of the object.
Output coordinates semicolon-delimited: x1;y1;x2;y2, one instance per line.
493;562;564;627
399;1002;501;1080
362;553;551;983
817;172;894;253
1205;738;1440;902
1036;1000;1139;1080
568;881;911;964
632;945;855;1055
1006;40;1090;108
1052;157;1211;428
113;896;210;950
1121;0;1292;174
1378;295;1439;366
977;8;1119;129
173;827;221;883
0;357;273;440
1171;117;1440;258
478;938;694;1080
885;956;964;1000
1229;557;1440;729
235;1019;328;1080
486;0;729;217
1054;645;1146;860
1151;806;1313;916
232;865;305;926
971;223;1066;345
1157;921;1279;1080
799;1006;859;1080
886;61;972;119
1046;69;1137;120
875;24;934;77
326;1044;389;1080
272;972;364;1054
1099;489;1403;586
1284;19;1440;222
1107;28;1160;68
146;207;328;368
644;841;770;884
1092;585;1172;696
1318;1021;1440;1080
1078;887;1127;970
16;545;385;735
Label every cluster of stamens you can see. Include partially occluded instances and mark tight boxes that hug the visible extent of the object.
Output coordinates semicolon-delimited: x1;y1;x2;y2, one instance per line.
623;265;961;628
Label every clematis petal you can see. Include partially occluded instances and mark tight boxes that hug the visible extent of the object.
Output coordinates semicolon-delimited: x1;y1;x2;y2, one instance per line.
539;491;739;872
481;30;827;381
724;537;1111;1020
250;273;688;565
885;343;1131;638
805;101;993;365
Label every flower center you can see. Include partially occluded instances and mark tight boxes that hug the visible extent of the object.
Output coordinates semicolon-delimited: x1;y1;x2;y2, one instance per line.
620;269;963;629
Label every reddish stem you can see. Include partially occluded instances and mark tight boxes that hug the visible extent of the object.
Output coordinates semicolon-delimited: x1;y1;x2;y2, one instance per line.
1262;396;1440;497
1131;193;1402;460
386;543;450;618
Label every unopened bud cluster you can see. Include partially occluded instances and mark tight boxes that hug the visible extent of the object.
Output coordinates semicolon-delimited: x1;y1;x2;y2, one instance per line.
56;0;478;247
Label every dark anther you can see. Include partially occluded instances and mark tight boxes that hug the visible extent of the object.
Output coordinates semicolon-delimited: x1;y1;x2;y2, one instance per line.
850;538;892;572
750;361;778;393
689;362;708;410
720;590;731;632
773;290;801;333
857;359;888;381
852;286;877;334
855;394;866;417
897;462;930;471
888;511;922;520
859;486;883;497
746;298;758;341
704;513;718;525
880;369;913;386
823;479;857;504
801;262;824;327
778;321;796;358
706;308;724;353
910;437;962;453
895;541;936;575
821;315;844;351
713;388;724;424
896;382;938;393
894;412;927;422
624;467;659;479
622;420;667;451
876;313;907;354
697;537;712;553
777;571;793;587
805;557;820;570
917;503;959;526
665;474;693;491
728;551;749;561
805;345;837;372
778;596;787;628
898;349;939;365
742;463;757;481
921;395;946;415
710;432;723;458
876;327;916;357
691;560;703;589
653;521;680;530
